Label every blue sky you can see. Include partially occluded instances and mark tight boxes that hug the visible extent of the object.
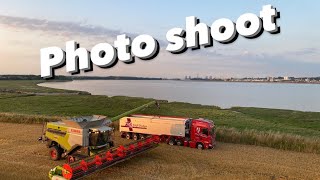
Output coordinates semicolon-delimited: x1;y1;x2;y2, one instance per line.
0;0;319;78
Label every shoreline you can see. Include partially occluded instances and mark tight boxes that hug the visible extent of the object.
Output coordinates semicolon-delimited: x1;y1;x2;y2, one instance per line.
180;79;320;85
38;80;320;113
46;78;320;85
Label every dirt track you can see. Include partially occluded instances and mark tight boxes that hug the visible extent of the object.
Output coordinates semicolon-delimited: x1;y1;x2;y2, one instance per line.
0;123;319;180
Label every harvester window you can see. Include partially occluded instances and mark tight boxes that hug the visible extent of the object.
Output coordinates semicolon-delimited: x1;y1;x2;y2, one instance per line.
89;131;109;146
201;128;209;136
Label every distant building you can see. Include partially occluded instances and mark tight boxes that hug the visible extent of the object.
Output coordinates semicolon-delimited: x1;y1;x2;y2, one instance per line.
283;76;295;81
267;77;274;82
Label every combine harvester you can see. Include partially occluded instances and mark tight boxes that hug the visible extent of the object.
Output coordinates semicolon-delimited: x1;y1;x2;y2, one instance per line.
38;101;161;180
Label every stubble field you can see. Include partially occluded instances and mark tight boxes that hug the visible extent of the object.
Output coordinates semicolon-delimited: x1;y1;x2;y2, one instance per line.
0;123;319;180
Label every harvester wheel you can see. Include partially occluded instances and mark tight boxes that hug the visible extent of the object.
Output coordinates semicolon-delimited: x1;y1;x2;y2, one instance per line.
133;134;139;141
126;133;131;140
49;146;62;161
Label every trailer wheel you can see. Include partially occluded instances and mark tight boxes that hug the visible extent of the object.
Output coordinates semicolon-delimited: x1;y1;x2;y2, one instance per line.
120;132;126;138
126;133;131;140
196;143;204;150
133;134;139;141
168;138;175;146
176;140;183;146
49;146;62;161
140;134;145;140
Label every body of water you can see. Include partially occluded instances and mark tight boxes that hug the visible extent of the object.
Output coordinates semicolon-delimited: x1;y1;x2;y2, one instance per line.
39;80;320;112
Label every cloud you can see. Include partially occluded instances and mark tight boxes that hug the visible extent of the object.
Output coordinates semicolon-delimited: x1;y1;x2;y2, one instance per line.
0;15;121;37
188;46;320;65
291;48;319;56
0;15;319;78
0;15;168;47
1;15;318;62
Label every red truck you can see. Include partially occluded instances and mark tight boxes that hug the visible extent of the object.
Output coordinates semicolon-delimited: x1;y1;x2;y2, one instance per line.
119;114;216;149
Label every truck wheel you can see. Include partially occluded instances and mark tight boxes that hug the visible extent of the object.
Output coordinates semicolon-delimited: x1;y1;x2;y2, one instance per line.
50;146;62;161
197;143;204;150
168;139;175;146
126;133;131;140
133;134;139;141
176;140;183;146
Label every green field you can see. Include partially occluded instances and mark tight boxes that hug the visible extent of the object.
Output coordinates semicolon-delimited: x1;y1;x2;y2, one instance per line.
0;80;319;153
0;80;83;93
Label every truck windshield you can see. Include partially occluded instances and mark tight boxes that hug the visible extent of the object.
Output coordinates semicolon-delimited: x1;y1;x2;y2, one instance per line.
201;128;209;136
89;131;109;146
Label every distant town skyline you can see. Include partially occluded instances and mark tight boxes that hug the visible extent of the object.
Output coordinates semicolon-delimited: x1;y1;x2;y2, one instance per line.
183;75;320;83
0;1;319;78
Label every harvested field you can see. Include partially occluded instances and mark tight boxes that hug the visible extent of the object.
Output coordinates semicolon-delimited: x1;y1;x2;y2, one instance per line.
0;123;319;180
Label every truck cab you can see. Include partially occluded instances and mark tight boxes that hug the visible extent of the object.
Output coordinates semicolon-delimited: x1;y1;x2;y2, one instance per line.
189;119;216;149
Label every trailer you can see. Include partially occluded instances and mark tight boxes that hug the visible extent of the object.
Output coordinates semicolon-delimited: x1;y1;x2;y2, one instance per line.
119;115;216;149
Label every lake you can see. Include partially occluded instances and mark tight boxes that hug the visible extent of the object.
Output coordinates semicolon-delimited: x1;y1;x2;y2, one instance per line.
39;80;320;112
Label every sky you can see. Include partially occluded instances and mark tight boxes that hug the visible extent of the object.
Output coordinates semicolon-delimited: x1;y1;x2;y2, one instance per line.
0;0;319;78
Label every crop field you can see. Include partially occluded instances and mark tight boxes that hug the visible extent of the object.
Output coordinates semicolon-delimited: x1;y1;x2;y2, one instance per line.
0;123;319;180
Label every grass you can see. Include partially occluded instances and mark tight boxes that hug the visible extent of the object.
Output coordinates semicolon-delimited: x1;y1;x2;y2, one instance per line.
231;107;320;134
216;127;320;153
0;80;319;153
0;80;83;93
0;94;153;117
0;112;61;124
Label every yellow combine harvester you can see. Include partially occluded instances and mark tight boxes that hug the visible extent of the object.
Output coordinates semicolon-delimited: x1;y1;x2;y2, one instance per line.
38;101;160;164
39;115;114;163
